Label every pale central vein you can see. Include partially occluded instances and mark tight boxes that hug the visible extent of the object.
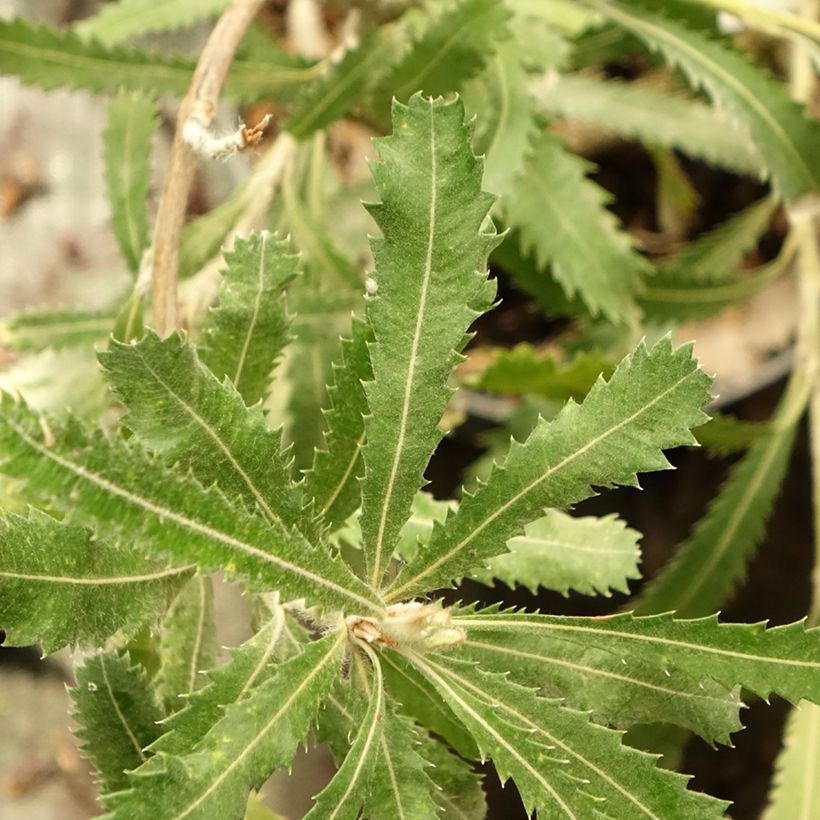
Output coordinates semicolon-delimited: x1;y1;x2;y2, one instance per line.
390;368;698;598
99;653;146;762
370;105;438;588
232;231;267;390
5;416;380;615
186;576;208;695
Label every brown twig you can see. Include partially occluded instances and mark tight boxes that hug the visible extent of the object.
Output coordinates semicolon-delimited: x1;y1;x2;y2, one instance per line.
150;0;268;337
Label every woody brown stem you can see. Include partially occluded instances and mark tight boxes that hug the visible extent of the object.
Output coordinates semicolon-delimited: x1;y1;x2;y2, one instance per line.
151;0;267;336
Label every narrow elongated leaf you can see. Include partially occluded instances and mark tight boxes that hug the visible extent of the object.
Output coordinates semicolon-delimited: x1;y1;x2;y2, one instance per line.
285;29;395;140
411;652;725;818
640;195;781;322
458;629;743;744
150;610;287;757
364;707;439;820
380;647;479;759
75;0;232;46
0;306;116;353
472;510;642;597
0;18;311;102
303;318;373;532
536;72;763;177
359;94;497;588
633;424;795;617
453;610;820;705
107;631;346;819
463;37;538;199
0;510;188;654
305;650;384;819
503;131;651;322
199;232;300;407
473;344;613;403
72;651;164;794
588;0;820;202
388;337;711;601
764;701;820;819
370;0;509;115
104;89;156;274
100;331;303;532
0;393;383;616
694;413;769;455
157;576;219;713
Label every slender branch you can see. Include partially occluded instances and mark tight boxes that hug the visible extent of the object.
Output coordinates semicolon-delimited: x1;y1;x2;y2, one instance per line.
151;0;267;336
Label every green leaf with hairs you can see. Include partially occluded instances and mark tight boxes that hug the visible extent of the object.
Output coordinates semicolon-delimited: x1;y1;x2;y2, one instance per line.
472;509;642;597
100;330;303;533
359;94;497;589
503;131;651;322
156;576;219;714
0;18;311;102
473;344;613;403
536;72;763;177
199;233;300;407
387;337;711;602
452;609;820;705
0;510;188;654
370;0;509;115
457;621;743;744
71;651;164;794
588;0;820;202
75;0;233;46
0;393;383;616
106;631;346;819
104;89;156;274
410;652;725;818
303;318;373;532
0;306;116;353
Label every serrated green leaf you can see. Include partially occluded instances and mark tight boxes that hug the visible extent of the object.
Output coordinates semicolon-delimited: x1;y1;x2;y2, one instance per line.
106;630;346;820
199;232;300;407
0;18;312;102
0;509;189;654
463;37;539;199
410;651;725;818
303;318;373;532
380;647;479;759
503;130;650;322
285;29;396;140
151;609;287;758
387;337;712;601
369;0;509;116
100;330;303;532
363;706;439;820
104;89;156;274
764;701;820;820
0;393;383;615
453;609;820;706
639;195;782;322
305;649;384;819
75;0;232;46
157;576;219;713
588;0;820;202
473;510;642;597
633;424;795;617
536;72;763;177
71;651;164;794
395;492;457;563
0;306;116;352
360;94;497;589
458;624;743;744
421;736;486;820
473;344;613;403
